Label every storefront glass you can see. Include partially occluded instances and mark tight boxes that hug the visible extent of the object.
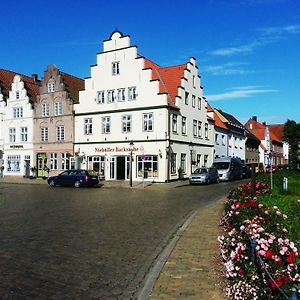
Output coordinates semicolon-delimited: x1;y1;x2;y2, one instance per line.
137;155;158;178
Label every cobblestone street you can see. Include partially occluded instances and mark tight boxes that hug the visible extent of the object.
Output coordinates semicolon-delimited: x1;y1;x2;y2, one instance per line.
0;181;239;299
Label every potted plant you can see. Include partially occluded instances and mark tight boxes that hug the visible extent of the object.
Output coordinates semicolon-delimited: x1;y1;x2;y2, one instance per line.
30;166;37;178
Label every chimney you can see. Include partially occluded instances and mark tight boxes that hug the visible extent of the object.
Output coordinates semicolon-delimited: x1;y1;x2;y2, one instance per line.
32;74;38;82
252;116;257;122
262;122;266;126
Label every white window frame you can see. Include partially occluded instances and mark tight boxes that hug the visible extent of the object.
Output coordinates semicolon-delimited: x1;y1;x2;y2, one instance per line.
102;116;111;134
193;120;197;137
117;88;126;102
50;153;58;170
143;113;153;131
96;91;105;104
48;80;55;93
40;127;49;142
172;114;178;133
182;116;186;135
16;91;20;100
42;103;50;117
54;101;62;116
185;92;189;105
56;125;65;141
84;118;93;135
122;115;131;133
205;123;209;139
192;95;196;108
198;97;202;110
7;155;21;172
107;90;115;103
13;107;23;118
9;128;16;143
112;61;120;75
198;121;202;138
61;153;69;170
128;86;137;101
20;127;28;142
171;153;177;174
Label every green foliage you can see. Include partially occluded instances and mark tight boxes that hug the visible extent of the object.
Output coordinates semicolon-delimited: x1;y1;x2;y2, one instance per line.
284;120;300;170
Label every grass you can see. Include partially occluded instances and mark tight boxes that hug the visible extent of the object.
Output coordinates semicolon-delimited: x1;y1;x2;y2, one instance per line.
257;170;300;243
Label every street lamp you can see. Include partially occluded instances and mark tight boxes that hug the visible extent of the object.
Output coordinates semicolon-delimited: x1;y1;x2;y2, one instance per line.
129;141;134;187
189;142;194;174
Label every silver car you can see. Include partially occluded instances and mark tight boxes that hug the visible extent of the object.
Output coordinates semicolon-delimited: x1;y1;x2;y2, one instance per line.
189;167;220;185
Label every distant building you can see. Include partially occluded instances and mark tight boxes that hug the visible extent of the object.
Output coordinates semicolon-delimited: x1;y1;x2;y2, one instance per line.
33;65;84;177
0;69;40;177
74;31;214;182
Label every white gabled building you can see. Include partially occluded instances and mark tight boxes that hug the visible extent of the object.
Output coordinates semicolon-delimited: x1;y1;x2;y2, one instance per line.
0;69;40;177
74;31;214;182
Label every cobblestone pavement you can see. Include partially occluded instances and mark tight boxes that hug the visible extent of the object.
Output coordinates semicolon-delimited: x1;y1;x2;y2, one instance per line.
0;180;240;299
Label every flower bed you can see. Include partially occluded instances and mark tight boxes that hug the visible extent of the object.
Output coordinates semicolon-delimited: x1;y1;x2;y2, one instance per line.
218;181;300;299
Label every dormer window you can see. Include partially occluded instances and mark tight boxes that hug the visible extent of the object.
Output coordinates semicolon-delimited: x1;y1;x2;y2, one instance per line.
16;91;20;100
48;79;55;93
112;61;120;75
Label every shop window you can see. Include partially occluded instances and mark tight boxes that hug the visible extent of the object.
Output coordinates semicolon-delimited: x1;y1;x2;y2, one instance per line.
7;155;20;172
137;155;158;178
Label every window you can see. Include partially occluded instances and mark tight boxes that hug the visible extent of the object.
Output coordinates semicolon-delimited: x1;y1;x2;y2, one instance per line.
42;103;49;117
54;102;62;116
222;135;225;145
128;86;137;100
9;128;16;142
40;127;49;142
7;155;20;172
192;95;196;108
193;120;197;137
143;113;153;131
102;116;111;134
172;114;178;133
48;80;55;93
13;107;23;118
122;115;131;133
56;125;65;141
182;116;186;135
180;154;186;173
215;133;219;145
198;121;202;138
185;92;189;105
84;118;92;135
50;153;58;170
16;91;20;100
96;91;105;104
137;155;158;178
107;90;115;103
198;97;202;110
61;153;70;170
171;153;177;174
204;155;208;167
112;61;120;75
20;127;28;142
117;88;126;102
196;154;201;167
193;75;196;88
205;123;209;138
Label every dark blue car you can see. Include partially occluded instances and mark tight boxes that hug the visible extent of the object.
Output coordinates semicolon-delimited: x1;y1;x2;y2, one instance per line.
47;169;99;188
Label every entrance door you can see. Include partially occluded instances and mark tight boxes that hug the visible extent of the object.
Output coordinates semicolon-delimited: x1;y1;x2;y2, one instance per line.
117;156;126;180
37;153;47;177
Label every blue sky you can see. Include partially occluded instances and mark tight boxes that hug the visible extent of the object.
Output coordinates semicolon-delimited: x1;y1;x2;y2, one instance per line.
1;0;299;124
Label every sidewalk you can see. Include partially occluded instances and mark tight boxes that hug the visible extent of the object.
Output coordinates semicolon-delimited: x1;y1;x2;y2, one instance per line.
148;199;226;300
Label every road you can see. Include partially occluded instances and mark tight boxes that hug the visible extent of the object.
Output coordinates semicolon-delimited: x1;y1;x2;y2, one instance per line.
0;181;241;299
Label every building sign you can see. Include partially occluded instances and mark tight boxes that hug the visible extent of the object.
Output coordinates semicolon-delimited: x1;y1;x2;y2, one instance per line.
10;145;24;149
95;146;139;153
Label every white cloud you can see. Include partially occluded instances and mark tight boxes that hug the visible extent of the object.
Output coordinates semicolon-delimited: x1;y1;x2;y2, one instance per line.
206;86;278;101
202;62;255;75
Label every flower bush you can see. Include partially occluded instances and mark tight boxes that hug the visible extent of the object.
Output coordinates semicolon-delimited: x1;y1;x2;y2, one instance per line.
219;181;300;299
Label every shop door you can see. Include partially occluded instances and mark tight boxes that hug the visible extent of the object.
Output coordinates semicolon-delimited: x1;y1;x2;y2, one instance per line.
117;156;126;180
37;153;47;177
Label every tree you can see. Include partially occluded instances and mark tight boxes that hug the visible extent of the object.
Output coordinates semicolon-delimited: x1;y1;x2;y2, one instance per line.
283;120;300;170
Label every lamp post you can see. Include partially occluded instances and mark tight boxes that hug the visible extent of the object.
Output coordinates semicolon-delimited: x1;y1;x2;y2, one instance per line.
129;141;134;187
189;142;194;175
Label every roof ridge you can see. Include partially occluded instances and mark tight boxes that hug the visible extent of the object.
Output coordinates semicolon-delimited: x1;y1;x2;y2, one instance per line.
60;71;84;81
0;68;39;84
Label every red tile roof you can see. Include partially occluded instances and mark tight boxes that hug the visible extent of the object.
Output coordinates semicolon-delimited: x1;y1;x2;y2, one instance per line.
144;58;185;109
0;68;40;102
268;124;285;140
248;126;282;144
60;71;84;103
213;110;227;130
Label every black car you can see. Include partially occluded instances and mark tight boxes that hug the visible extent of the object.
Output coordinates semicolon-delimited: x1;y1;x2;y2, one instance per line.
47;169;99;188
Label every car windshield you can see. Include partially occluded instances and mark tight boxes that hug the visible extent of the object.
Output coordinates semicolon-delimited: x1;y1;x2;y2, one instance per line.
194;168;208;174
213;162;230;170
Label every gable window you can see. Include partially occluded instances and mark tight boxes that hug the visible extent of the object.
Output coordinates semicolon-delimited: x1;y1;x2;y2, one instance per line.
185;92;189;105
9;128;16;143
102;116;111;134
96;91;105;104
128;86;137;100
56;125;65;141
48;80;55;93
42;103;49;117
143;113;153;131
20;127;28;142
40;127;48;142
172;114;178;133
107;90;115;103
13;107;23;118
193;120;197;137
182;116;186;135
54;102;62;116
84;118;93;135
112;61;120;75
118;88;126;102
198;97;202;110
16;91;20;100
192;95;196;108
122;115;131;133
205;123;209;139
198;121;202;138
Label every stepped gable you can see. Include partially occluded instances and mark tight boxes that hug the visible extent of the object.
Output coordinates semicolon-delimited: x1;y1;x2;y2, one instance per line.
0;68;40;102
60;71;84;103
144;58;186;109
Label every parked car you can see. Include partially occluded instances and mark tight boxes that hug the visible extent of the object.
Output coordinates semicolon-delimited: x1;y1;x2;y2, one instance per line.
265;165;279;173
213;157;243;181
242;165;252;179
189;167;220;185
47;169;99;188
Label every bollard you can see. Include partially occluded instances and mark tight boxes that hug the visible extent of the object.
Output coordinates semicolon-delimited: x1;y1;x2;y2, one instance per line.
283;177;288;191
288;288;299;300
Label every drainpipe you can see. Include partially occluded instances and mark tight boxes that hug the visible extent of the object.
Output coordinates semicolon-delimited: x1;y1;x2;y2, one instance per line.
166;107;171;182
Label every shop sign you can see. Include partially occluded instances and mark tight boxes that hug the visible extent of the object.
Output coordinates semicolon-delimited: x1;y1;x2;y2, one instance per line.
10;145;24;149
95;146;139;153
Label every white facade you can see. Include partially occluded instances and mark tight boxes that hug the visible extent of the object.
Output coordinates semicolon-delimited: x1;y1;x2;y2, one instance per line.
214;128;228;159
0;75;35;176
74;31;214;182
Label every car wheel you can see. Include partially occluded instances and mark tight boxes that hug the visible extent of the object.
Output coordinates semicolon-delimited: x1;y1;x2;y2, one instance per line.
49;180;56;187
74;180;81;188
